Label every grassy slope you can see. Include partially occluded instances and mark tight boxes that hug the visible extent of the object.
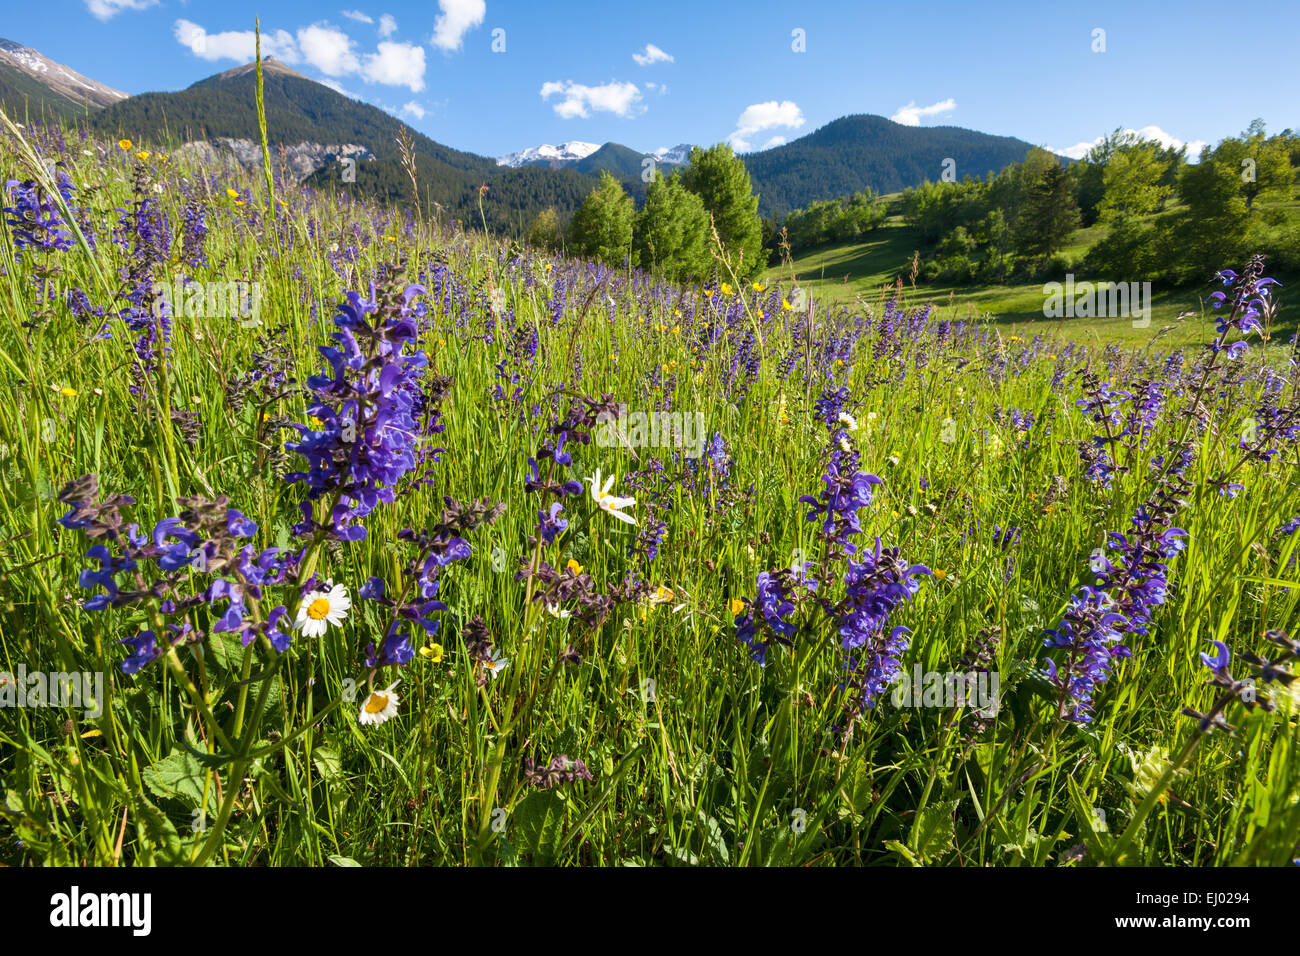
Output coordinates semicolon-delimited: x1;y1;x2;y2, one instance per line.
765;200;1299;349
1;126;1298;867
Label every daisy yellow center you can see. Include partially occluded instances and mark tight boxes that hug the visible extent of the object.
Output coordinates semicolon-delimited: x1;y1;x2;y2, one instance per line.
364;692;388;714
485;659;498;670
307;597;331;620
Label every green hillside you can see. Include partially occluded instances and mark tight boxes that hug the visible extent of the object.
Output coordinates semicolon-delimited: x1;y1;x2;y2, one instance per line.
745;114;1043;218
765;198;1300;348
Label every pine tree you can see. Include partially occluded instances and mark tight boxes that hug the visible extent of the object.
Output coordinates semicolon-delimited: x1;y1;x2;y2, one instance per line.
633;171;711;281
568;171;634;266
680;144;763;277
1015;161;1080;261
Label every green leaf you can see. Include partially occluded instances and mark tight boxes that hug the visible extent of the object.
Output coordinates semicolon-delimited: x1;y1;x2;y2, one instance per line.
513;789;565;864
142;749;208;808
913;799;958;861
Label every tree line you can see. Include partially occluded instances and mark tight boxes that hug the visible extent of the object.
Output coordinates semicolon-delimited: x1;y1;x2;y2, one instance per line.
898;120;1298;285
531;144;765;281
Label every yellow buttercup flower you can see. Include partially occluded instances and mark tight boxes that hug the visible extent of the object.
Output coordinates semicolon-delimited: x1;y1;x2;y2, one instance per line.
59;386;77;398
752;282;765;292
226;188;240;199
420;643;445;663
566;559;584;575
729;598;744;617
782;299;793;310
648;585;674;605
933;569;948;581
720;282;733;295
117;139;132;150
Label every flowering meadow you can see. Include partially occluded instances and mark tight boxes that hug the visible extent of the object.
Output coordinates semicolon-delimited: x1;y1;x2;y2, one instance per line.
1;119;1298;868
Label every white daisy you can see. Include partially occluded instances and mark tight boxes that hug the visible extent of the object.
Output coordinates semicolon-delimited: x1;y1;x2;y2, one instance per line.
483;650;510;679
294;580;351;637
585;468;637;525
358;681;400;726
545;602;572;619
837;412;859;431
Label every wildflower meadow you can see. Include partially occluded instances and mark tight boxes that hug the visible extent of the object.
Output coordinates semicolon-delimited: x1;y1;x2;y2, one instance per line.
1;92;1298;876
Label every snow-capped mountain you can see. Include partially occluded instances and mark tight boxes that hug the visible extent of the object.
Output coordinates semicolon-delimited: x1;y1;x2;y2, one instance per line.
496;141;602;168
0;38;127;109
650;144;693;165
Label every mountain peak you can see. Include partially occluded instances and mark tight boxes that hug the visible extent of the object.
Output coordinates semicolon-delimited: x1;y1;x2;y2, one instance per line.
200;57;313;85
496;141;602;168
0;36;127;109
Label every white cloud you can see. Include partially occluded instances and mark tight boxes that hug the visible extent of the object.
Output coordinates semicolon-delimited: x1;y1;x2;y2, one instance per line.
297;24;361;76
540;80;643;119
1052;125;1207;161
727;100;804;152
890;98;956;126
174;19;301;64
341;9;373;23
432;0;485;51
632;43;674;66
378;13;398;38
317;78;358;98
761;136;787;149
85;0;157;20
175;16;427;91
401;101;426;119
362;41;426;91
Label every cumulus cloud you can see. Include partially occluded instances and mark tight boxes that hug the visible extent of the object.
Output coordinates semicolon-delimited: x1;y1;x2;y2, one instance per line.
378;13;397;38
297;24;360;76
890;98;956;126
316;78;358;98
85;0;157;20
341;9;373;23
761;135;787;149
1052;125;1207;161
540;80;643;119
632;43;673;66
432;0;485;51
174;19;301;64
727;100;804;152
175;17;426;91
401;101;426;119
362;41;426;91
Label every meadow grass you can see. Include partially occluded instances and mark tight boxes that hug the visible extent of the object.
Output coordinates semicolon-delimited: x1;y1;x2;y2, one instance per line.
0;122;1298;867
766;206;1299;351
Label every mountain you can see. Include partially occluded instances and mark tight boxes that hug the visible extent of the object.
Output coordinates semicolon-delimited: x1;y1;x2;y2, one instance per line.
95;58;492;172
0;38;126;122
496;141;601;168
743;114;1043;217
89;60;594;235
499;140;692;179
650;144;693;166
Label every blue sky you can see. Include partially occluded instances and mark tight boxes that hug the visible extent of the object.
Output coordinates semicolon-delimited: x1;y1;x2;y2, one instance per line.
10;0;1299;160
